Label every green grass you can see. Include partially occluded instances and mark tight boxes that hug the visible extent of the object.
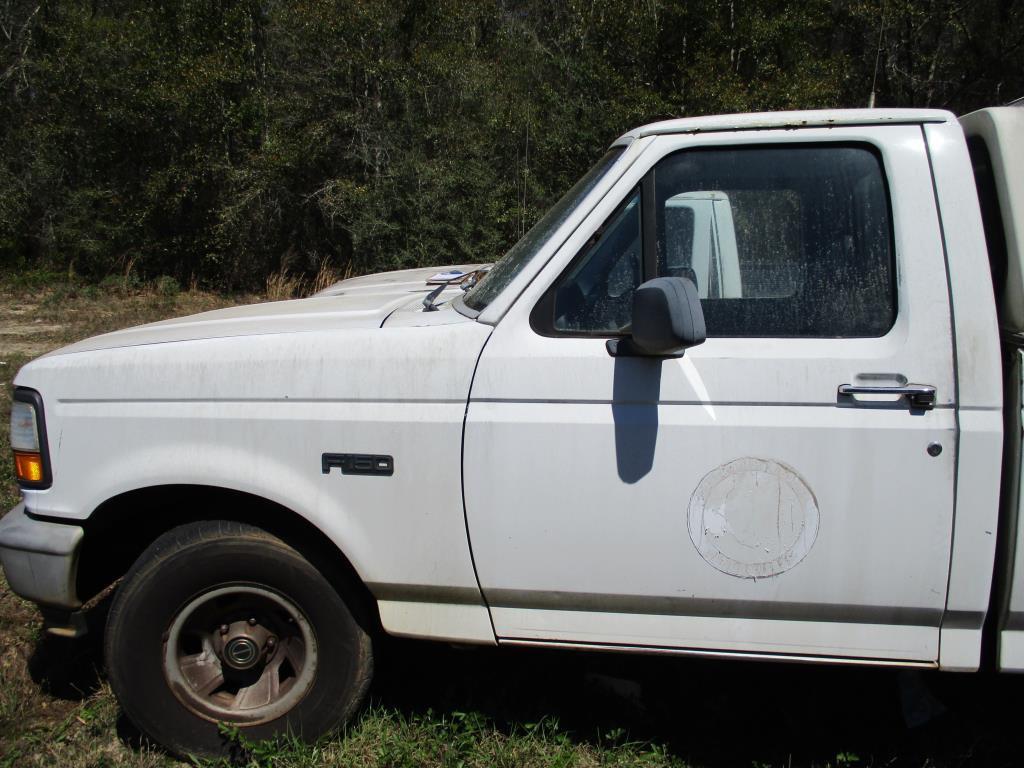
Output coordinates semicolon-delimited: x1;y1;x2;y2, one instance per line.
0;278;1022;767
204;710;683;768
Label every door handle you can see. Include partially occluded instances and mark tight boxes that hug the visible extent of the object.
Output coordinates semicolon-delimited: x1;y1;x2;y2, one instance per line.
837;383;936;410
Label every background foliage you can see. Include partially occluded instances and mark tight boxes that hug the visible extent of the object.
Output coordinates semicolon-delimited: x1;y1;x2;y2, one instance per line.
1;0;1022;289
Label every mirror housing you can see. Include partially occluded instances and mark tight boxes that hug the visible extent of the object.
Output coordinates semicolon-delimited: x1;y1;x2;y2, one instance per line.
606;276;706;358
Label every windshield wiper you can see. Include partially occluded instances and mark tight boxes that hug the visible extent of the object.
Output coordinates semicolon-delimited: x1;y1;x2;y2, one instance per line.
422;267;492;312
422;283;447;312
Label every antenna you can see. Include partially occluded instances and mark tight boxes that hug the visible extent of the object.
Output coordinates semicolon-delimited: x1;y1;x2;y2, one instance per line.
869;0;888;108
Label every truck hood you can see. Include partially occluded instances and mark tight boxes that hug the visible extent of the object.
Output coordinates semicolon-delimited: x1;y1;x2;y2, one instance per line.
314;263;484;297
49;264;484;356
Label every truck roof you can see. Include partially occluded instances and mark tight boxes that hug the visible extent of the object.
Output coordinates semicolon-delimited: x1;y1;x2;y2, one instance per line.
613;108;953;145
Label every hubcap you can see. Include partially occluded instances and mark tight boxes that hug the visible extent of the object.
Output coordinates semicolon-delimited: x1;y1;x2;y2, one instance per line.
162;585;317;725
223;636;260;669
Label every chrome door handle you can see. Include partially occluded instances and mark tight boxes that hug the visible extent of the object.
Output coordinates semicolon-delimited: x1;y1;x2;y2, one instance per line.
837;384;936;410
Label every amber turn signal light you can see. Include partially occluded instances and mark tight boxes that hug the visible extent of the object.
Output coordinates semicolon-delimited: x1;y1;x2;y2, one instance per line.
13;451;44;483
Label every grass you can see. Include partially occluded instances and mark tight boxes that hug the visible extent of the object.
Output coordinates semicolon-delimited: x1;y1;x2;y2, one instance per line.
0;275;1022;767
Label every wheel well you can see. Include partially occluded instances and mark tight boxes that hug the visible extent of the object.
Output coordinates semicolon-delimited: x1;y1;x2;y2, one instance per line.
76;485;379;630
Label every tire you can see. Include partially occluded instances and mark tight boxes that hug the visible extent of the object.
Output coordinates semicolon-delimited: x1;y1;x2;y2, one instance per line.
104;519;373;757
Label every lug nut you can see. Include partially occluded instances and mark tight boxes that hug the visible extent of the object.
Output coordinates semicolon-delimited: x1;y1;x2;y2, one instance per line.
219;624;229;635
248;617;257;626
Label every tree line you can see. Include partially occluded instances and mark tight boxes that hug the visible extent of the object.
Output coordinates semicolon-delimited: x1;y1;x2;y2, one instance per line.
1;0;1021;289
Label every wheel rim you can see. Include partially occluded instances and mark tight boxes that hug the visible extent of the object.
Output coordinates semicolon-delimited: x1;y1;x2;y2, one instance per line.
162;584;317;725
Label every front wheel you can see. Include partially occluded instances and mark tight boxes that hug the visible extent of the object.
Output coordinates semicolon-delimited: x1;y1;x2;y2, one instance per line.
105;520;373;757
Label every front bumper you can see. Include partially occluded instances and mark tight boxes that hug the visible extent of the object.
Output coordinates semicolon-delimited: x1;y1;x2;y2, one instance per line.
0;502;84;611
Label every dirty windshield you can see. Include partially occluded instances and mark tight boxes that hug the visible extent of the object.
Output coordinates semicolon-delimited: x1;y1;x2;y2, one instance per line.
461;147;626;313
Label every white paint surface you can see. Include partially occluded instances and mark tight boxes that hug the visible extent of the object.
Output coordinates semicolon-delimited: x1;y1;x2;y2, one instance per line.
17;303;493;623
377;601;495;644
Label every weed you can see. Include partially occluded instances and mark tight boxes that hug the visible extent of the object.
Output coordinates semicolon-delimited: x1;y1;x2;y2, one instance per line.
265;270;304;301
0;269;69;291
98;274;143;295
155;276;180;298
41;282;80;306
311;257;351;295
266;259;349;300
207;722;299;768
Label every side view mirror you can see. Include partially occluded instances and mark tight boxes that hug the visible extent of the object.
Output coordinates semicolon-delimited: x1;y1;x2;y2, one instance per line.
606;276;706;358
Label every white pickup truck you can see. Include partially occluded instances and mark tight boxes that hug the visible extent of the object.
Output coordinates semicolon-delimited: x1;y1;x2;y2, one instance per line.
2;106;1022;756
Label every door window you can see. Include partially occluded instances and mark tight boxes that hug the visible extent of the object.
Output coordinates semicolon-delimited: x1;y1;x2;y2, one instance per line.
550;189;642;333
654;144;896;337
534;144;896;338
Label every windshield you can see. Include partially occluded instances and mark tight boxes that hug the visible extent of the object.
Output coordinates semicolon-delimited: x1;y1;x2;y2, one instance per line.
461;146;626;313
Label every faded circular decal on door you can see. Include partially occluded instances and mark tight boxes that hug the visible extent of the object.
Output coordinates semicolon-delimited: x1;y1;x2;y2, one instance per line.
687;458;818;579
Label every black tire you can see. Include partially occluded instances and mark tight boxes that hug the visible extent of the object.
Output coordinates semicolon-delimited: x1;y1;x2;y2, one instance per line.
104;519;373;757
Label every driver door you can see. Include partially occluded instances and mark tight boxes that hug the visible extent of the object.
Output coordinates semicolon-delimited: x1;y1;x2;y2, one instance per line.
463;126;957;663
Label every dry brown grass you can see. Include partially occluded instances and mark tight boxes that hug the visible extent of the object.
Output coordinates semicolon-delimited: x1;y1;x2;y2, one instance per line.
266;262;354;303
264;269;306;301
265;259;352;301
1;283;256;362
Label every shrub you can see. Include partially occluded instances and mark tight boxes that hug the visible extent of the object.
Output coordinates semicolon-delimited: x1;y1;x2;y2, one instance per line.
155;275;180;297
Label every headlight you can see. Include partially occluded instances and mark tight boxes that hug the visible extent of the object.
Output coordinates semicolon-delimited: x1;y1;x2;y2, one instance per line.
10;389;51;488
11;401;39;452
